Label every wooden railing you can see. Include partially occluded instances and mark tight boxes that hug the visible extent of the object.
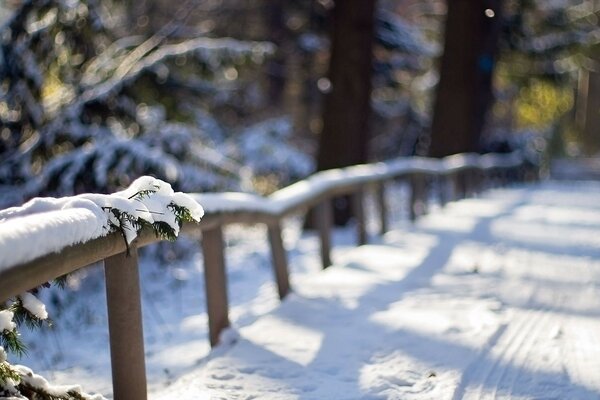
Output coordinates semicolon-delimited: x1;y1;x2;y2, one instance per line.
0;152;535;400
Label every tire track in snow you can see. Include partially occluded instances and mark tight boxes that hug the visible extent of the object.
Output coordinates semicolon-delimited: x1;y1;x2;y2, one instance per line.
478;311;548;400
452;309;548;400
492;311;552;399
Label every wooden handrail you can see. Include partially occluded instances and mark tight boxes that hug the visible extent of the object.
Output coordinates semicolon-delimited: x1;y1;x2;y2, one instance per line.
0;151;533;400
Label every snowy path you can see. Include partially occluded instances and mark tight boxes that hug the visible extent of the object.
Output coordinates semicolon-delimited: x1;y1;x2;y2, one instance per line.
160;182;600;399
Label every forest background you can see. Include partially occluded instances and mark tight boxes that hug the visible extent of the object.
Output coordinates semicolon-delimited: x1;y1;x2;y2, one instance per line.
1;0;597;214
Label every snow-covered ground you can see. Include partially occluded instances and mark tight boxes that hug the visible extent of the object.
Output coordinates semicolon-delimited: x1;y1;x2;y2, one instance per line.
158;181;600;399
17;180;600;399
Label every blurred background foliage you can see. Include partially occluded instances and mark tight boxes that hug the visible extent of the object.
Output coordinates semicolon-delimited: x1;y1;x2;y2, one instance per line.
1;0;600;206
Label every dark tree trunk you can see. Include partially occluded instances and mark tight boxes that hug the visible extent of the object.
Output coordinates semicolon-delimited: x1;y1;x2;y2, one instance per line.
581;70;600;155
265;0;287;106
429;0;503;158
315;0;377;225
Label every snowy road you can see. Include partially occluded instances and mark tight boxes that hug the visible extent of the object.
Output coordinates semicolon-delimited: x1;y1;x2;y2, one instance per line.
160;182;600;399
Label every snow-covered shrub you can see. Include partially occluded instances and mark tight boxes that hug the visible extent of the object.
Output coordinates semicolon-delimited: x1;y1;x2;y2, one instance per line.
0;0;274;208
0;344;105;400
230;117;314;193
0;176;203;399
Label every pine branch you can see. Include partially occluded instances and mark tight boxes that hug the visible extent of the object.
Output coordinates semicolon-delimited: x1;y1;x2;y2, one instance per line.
0;330;27;357
128;188;158;200
0;362;20;384
19;382;91;400
168;203;196;223
152;221;177;242
54;275;69;290
10;300;50;330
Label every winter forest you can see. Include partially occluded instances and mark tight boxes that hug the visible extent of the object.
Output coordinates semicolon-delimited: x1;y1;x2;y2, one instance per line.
3;0;599;207
2;0;600;399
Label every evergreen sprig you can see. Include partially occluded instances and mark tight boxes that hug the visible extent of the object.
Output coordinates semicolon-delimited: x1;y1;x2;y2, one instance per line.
18;383;92;400
53;275;69;290
102;198;198;247
0;329;27;357
151;221;177;242
128;188;159;201
0;361;20;383
168;202;197;224
10;299;51;331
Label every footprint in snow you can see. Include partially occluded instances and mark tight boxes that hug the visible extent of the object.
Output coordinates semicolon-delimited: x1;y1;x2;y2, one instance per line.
210;372;236;380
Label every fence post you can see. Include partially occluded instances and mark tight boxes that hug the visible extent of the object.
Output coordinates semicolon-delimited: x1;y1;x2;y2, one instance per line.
453;171;467;200
352;188;367;245
315;200;332;268
410;173;427;221
201;226;230;347
438;175;449;207
376;182;388;235
104;248;147;400
267;221;291;299
473;169;481;195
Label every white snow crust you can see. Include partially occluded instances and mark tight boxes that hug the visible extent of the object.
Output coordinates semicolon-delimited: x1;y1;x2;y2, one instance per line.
19;292;48;320
0;310;15;333
0;176;203;268
12;364;105;400
193;152;522;217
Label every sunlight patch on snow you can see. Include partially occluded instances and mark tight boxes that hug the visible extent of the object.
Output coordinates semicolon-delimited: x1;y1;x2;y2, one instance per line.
296;266;386;309
529;184;600;210
242;315;323;367
512;204;600;227
336;245;427;280
370;296;501;346
149;340;210;371
382;230;439;253
501;248;600;283
442;198;513;218
492;218;600;249
417;214;478;233
444;241;505;274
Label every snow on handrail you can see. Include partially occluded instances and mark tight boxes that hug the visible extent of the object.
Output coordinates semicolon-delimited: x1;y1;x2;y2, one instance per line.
195;151;524;217
0;151;524;299
0;151;528;400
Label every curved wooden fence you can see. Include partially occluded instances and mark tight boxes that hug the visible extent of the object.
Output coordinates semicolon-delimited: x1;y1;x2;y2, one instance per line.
0;152;535;400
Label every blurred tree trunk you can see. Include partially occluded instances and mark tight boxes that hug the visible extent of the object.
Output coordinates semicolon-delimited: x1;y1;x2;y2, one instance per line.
315;0;377;225
428;0;503;158
582;70;600;155
579;0;600;158
266;0;286;106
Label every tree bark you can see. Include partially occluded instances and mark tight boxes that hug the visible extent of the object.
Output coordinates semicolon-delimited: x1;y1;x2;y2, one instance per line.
581;69;600;155
315;0;377;224
429;0;503;158
265;0;287;107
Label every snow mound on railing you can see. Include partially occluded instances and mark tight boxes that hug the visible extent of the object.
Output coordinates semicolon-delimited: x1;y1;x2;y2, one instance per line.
191;152;525;217
0;177;203;268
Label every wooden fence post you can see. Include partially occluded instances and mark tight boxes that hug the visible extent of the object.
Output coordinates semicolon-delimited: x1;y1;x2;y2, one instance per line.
352;188;367;245
201;226;230;347
438;175;449;207
267;222;291;299
453;171;467;200
472;169;482;195
410;173;427;221
376;182;388;235
104;248;147;400
315;200;333;268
